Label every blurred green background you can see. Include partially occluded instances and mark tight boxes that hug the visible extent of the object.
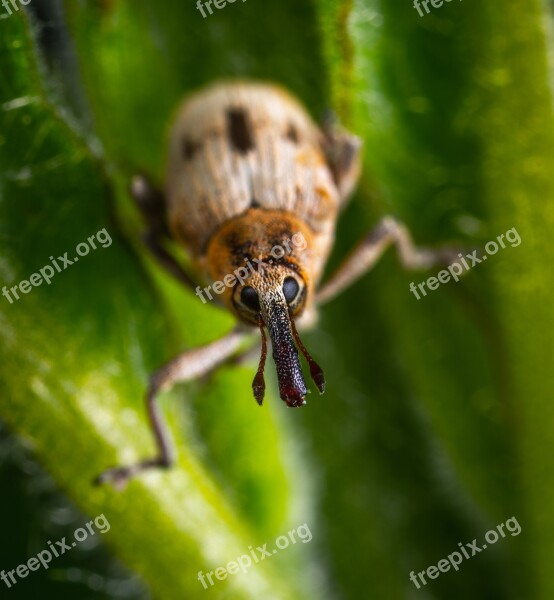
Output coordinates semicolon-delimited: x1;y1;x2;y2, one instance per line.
1;0;553;598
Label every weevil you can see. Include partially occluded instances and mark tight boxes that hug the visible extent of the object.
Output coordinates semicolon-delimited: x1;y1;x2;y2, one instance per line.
97;81;455;487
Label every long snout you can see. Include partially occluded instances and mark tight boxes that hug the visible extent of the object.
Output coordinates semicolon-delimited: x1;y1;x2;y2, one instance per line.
261;295;307;407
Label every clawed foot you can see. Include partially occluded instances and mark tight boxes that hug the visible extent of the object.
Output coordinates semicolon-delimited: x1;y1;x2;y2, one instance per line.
422;246;466;270
94;458;170;490
94;466;138;490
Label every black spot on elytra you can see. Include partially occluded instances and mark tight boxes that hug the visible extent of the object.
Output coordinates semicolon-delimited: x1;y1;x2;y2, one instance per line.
226;108;254;154
250;199;261;208
182;138;200;161
286;123;299;144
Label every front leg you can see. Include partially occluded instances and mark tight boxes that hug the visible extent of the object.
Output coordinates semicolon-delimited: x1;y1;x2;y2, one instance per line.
95;328;250;489
316;217;458;305
321;112;363;204
131;173;200;291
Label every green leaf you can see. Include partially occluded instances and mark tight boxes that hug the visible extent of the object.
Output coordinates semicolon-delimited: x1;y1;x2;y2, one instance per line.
312;0;553;597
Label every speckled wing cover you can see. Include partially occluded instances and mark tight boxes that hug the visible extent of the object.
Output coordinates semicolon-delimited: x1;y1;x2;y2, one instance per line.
165;81;341;258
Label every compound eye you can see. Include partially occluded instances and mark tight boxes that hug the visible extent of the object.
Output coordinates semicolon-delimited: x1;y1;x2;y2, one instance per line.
240;286;260;312
282;277;300;304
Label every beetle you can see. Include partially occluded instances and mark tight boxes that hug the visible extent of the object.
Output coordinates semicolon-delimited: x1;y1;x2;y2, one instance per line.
97;81;455;487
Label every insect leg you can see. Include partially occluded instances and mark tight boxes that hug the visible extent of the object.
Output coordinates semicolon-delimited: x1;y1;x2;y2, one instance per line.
131;173;200;291
321;112;362;203
316;216;459;305
95;327;251;489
